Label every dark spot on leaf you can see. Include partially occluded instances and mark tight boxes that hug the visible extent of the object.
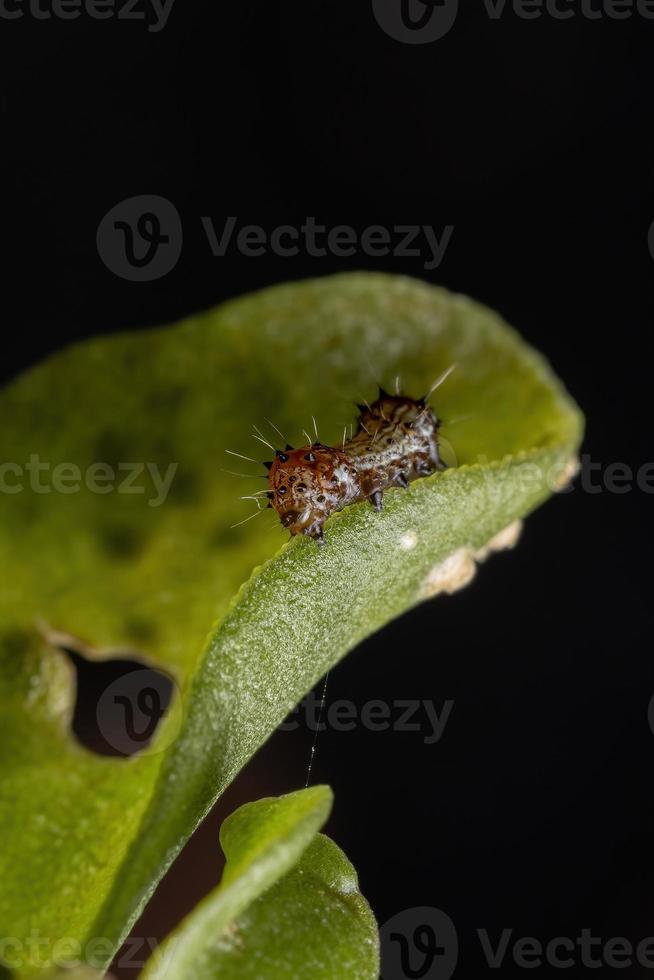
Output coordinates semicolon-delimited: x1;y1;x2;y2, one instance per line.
93;429;131;469
150;434;176;461
145;384;187;415
0;628;35;685
208;524;236;549
99;524;147;559
124;615;158;644
165;467;201;505
1;628;31;657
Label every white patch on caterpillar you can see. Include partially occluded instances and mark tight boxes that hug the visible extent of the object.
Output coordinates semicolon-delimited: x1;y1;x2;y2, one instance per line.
419;519;523;599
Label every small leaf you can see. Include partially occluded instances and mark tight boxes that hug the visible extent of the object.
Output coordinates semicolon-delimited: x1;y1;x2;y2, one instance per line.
141;787;378;980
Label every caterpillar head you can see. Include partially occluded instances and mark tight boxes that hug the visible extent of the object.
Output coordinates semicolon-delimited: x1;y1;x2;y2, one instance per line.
266;444;360;540
359;391;439;436
355;392;444;476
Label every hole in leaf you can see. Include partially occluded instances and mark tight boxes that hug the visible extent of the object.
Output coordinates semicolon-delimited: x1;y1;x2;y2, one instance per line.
64;650;174;758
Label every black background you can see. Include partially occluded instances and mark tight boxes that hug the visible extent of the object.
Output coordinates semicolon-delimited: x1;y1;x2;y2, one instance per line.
1;1;653;977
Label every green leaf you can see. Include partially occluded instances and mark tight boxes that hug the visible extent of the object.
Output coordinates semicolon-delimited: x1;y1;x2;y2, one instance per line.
28;972;104;979
142;786;378;980
0;273;583;974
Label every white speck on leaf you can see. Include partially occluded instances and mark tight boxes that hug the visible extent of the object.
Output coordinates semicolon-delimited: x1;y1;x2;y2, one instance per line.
399;530;418;551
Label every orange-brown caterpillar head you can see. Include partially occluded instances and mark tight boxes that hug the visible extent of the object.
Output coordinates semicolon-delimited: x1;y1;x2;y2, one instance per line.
266;444;360;541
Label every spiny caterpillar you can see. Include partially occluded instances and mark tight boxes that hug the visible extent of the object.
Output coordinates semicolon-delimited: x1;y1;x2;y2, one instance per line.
263;387;446;543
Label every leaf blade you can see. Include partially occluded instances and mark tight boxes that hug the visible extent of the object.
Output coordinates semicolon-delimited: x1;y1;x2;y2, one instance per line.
0;273;583;972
